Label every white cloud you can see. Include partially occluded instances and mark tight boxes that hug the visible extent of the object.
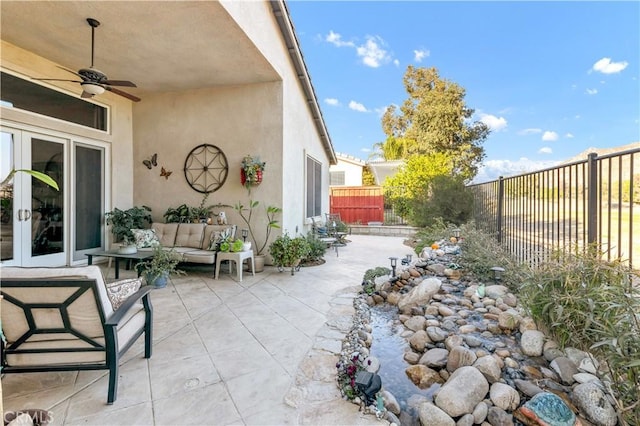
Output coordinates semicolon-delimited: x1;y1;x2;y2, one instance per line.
413;49;430;62
586;88;598;95
575;115;581;119
349;100;368;112
538;147;553;154
393;59;400;67
479;113;508;131
324;98;340;106
360;147;371;153
473;158;560;183
592;57;628;74
542;131;559;142
356;36;391;68
374;106;388;117
325;30;354;47
519;128;542;135
565;133;574;138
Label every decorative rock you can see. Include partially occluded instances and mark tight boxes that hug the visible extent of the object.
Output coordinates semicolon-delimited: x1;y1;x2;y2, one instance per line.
404;315;427;331
550;357;578;385
364;356;380;373
398;278;442;312
404;351;420;364
487;406;514;426
418;402;455;426
446;346;477;372
409;330;430;352
514;392;576;426
573;372;600;384
519;316;537;332
445;335;464;350
426;326;448;342
520;330;545;356
573;382;617;426
472;401;488;424
564;347;588;366
419;348;449;369
405;364;444;389
463;335;483;348
473;356;502;383
435;366;489;418
503;293;518;307
386;292;400;305
485;285;509;299
427;263;446;276
513;379;543;397
459;324;477;334
381;389;401;415
457;413;475;426
490;382;520;411
498;309;520;330
438;306;455;317
578;356;599;375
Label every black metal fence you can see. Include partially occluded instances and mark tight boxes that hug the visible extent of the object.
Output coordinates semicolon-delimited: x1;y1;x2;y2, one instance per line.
468;147;639;270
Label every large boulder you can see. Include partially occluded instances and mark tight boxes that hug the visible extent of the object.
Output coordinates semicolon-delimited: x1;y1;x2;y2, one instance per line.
446;346;477;372
418;402;455;426
435;366;489;418
398;277;442;312
406;364;444;389
473;355;502;383
520;330;545;356
490;382;520;411
419;348;449;369
573;382;617;426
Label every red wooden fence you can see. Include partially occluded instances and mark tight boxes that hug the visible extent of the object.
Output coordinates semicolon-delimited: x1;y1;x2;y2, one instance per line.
330;186;384;224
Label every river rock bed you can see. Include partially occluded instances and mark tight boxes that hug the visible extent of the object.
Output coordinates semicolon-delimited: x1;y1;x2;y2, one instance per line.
336;245;619;426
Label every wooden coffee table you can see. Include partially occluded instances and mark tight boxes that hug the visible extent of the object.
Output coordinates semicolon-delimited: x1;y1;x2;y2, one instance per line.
86;249;153;279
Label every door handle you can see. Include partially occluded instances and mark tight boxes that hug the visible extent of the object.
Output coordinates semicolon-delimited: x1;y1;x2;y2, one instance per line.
17;209;23;221
24;209;32;220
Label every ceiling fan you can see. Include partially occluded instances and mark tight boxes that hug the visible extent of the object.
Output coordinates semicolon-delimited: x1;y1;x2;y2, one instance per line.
34;18;140;102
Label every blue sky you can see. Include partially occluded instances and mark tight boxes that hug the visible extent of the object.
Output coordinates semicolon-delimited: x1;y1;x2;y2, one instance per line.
287;1;640;181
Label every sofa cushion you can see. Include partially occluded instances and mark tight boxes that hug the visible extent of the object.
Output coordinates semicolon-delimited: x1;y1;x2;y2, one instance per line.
151;223;179;247
182;249;216;264
131;229;160;248
175;223;206;248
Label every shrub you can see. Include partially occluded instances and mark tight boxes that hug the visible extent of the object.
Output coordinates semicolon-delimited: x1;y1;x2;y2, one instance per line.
409;175;473;227
519;246;640;425
303;232;327;262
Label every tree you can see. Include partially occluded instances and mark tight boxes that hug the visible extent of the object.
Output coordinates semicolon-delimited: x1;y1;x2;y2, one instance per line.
381;66;489;181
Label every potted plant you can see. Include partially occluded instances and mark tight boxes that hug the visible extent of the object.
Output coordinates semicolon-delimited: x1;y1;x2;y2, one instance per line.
269;232;311;275
135;245;185;288
234;200;281;272
105;206;152;253
240;155;265;191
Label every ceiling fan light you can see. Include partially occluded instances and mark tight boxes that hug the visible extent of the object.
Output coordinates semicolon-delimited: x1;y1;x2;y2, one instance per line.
82;83;105;95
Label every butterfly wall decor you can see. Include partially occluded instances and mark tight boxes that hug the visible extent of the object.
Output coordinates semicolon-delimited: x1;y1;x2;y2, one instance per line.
143;153;158;170
160;167;172;180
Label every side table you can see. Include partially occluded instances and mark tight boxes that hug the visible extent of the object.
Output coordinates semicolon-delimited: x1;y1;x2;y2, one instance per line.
215;250;255;282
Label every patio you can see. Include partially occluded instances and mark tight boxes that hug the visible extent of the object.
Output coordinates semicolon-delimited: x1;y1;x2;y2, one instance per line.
2;234;409;425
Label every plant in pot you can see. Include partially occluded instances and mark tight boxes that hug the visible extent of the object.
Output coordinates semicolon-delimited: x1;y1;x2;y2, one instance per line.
234;200;281;272
135;245;185;288
240;155;265;193
105;206;152;253
269;232;311;276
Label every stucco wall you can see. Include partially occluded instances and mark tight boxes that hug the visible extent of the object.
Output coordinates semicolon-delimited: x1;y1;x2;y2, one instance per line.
132;82;283;251
221;0;333;236
331;160;364;186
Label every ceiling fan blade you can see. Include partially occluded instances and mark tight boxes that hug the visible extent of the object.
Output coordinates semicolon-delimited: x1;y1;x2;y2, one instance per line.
105;86;141;102
81;91;94;99
33;78;83;83
56;65;85;79
104;80;137;87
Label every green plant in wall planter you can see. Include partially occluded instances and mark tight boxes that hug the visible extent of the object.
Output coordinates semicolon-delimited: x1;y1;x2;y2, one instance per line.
135;245;185;288
269;232;311;276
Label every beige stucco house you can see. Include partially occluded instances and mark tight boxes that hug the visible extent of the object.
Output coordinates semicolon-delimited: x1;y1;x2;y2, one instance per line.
329;153;365;187
0;1;335;267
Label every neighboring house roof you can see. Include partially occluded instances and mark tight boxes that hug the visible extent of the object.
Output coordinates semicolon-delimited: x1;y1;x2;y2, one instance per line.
367;160;404;185
335;152;366;167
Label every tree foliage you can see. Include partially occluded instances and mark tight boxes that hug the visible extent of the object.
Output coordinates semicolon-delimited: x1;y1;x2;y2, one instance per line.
380;66;489;181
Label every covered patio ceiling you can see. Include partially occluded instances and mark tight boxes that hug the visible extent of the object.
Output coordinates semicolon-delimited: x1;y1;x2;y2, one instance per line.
0;1;279;97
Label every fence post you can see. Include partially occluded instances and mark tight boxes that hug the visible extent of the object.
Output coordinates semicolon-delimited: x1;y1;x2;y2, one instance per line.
497;176;504;243
587;153;598;244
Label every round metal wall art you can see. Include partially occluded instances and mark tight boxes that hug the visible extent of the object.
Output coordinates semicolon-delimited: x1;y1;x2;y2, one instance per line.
183;144;229;193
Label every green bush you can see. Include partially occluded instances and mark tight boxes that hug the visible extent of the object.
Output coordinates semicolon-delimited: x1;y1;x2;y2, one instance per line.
410;175;473;227
519;247;640;424
303;232;327;262
269;233;311;270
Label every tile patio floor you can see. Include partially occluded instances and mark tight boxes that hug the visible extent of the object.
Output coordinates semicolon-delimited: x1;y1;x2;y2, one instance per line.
2;234;411;425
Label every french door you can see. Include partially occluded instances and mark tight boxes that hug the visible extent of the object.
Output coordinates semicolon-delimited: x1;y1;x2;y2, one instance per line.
0;126;106;266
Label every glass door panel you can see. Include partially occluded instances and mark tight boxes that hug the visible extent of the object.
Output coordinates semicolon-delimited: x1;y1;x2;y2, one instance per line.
0;131;16;262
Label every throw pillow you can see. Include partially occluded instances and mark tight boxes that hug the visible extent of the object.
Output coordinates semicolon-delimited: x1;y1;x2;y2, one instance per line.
132;229;160;248
105;278;142;310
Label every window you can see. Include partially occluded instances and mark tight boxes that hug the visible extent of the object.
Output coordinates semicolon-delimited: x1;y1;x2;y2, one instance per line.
306;156;322;218
1;72;107;131
330;171;345;186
